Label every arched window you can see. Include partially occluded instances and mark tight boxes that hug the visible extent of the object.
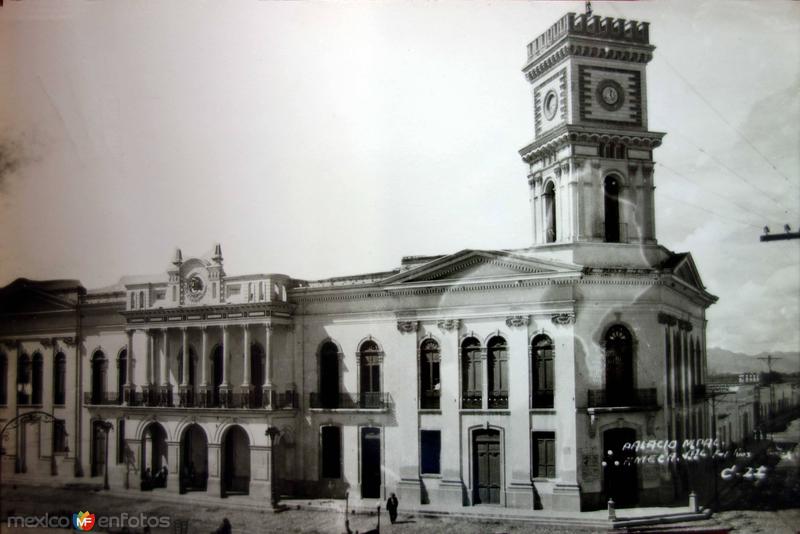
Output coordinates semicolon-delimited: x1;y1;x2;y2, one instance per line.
358;340;382;408
54;352;67;405
32;353;44;404
461;337;482;409
17;353;31;404
531;335;555;408
0;353;7;405
614;144;625;159
91;351;108;405
139;290;145;309
419;339;441;410
487;336;508;409
604;176;620;243
605;325;634;404
544;181;557;243
318;341;340;409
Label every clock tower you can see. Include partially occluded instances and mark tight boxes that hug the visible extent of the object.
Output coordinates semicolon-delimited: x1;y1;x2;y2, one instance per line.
520;12;666;267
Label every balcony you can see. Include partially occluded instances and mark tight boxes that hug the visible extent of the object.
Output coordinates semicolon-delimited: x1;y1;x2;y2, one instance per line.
106;388;298;410
531;391;555;409
309;392;391;411
488;392;508;409
461;392;482;410
83;392;122;406
587;388;658;410
420;391;440;410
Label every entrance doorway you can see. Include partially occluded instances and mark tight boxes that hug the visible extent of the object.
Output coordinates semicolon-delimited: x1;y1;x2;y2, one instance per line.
222;426;250;496
603;427;638;507
251;344;264;407
473;429;501;504
141;422;168;487
360;427;381;498
211;346;223;407
91;421;106;477
180;424;208;492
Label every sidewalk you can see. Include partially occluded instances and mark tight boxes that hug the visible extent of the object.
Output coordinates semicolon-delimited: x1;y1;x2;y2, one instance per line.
1;474;712;530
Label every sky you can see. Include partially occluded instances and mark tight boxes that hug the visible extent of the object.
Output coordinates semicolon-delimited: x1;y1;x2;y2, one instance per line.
0;1;798;355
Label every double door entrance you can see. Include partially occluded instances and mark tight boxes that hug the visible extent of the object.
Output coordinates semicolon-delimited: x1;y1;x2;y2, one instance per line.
473;429;501;504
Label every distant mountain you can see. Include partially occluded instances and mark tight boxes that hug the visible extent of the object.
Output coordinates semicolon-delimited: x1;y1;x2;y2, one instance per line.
707;347;800;375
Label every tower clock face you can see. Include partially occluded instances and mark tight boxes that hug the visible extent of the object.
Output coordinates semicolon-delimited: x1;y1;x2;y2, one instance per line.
543;90;559;120
596;79;625;111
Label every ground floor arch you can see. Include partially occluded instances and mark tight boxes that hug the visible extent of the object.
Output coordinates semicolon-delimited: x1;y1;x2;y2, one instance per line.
180;424;208;492
141;422;168;489
221;425;250;496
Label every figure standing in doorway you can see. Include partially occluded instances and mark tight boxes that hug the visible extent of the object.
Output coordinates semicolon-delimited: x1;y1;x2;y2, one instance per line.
386;493;399;524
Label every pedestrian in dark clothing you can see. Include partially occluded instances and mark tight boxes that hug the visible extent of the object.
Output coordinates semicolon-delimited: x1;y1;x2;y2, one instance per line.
386;493;399;524
212;518;231;534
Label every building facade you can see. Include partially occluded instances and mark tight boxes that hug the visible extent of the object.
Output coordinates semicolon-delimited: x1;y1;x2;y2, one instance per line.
0;11;717;512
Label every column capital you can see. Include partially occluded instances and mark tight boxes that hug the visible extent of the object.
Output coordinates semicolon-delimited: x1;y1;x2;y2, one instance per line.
264;322;273;332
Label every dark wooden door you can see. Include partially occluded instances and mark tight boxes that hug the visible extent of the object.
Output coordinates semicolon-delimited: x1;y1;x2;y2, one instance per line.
91;422;105;477
360;427;381;498
603;428;638;507
473;430;501;504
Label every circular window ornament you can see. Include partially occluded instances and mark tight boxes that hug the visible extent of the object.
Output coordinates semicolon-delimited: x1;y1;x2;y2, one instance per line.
596;79;625;111
186;274;206;301
543;90;559;120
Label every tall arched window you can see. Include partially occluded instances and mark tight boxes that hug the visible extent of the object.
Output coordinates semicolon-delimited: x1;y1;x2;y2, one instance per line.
604;176;620;243
117;349;127;405
461;337;482;409
419;339;440;410
605;325;633;405
31;353;43;405
532;335;555;408
91;351;108;405
54;352;67;405
0;353;7;405
544;181;557;243
358;340;382;408
17;353;31;404
318;341;340;409
487;336;508;409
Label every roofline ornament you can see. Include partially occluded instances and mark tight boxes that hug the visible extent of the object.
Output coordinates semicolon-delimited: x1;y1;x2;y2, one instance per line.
437;319;461;332
505;316;531;328
551;313;576;326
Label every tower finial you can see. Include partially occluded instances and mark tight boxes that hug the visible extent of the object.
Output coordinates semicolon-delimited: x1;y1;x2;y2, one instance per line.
172;247;183;266
586;0;592;17
213;243;223;264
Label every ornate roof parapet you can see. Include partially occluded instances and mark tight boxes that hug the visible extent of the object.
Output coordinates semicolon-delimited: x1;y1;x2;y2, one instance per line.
523;13;652;79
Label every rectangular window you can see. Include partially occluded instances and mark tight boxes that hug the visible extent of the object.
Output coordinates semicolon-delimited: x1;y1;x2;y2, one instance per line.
116;419;126;464
53;419;68;453
321;426;341;479
212;282;217;298
420;430;441;475
172;286;177;302
532;432;556;479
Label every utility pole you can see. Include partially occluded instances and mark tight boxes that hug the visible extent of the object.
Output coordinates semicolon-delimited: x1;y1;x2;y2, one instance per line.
705;388;733;511
760;224;800;242
757;354;782;434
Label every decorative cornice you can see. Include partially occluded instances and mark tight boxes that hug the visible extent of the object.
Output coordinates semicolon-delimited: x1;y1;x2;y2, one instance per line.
437;319;461;332
524;42;653;81
519;126;665;164
505;316;531;328
396;320;419;334
551;313;575;326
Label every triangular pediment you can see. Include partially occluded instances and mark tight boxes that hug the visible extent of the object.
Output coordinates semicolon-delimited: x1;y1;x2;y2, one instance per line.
664;253;706;292
383;250;580;285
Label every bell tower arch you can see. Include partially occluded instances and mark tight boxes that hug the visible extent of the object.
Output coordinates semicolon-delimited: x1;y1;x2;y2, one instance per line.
519;11;664;257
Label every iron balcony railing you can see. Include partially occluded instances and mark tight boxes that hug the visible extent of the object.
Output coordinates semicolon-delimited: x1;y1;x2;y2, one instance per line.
83;391;122;405
113;387;298;410
531;391;555;409
420;391;440;410
587;387;658;409
309;392;391;410
461;391;482;409
488;392;509;409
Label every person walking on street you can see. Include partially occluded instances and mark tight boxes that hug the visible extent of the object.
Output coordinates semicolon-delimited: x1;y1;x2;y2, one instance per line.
386;493;399;524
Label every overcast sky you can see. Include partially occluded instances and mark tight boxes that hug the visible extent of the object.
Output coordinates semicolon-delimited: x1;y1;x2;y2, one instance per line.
0;1;798;355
